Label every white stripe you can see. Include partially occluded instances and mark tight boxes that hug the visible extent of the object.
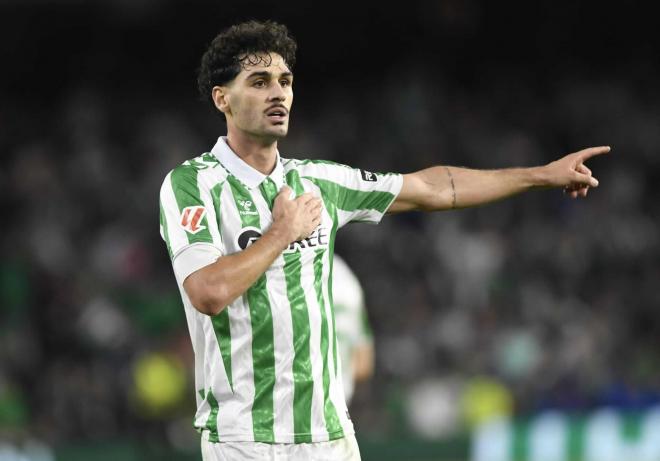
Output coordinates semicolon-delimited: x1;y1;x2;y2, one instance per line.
297;161;399;193
216;185;256;440
301;246;329;441
295;162;402;227
336;208;353;229
304;180;332;440
198;169;224;249
342;209;383;226
202;314;233;431
252;188;296;442
186;306;210;431
267;264;295;442
323;251;354;436
296;162;360;190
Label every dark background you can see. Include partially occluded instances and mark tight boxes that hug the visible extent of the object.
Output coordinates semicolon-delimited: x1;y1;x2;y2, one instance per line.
1;1;659;460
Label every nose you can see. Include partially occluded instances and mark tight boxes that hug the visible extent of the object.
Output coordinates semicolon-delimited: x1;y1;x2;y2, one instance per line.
268;82;287;102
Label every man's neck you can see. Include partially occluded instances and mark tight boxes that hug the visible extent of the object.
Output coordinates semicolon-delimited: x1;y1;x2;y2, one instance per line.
225;130;279;175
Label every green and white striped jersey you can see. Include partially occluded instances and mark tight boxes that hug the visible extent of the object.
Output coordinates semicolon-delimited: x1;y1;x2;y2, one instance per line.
332;255;373;405
159;136;402;444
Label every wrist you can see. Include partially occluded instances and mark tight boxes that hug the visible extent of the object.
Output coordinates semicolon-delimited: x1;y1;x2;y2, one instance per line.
527;166;551;189
267;221;293;250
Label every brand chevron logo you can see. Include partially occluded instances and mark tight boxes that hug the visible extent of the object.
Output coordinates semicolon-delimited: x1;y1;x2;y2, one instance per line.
180;206;207;234
238;199;253;211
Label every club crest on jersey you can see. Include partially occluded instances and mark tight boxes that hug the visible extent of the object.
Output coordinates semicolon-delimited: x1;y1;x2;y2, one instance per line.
180;206;207;234
360;169;377;182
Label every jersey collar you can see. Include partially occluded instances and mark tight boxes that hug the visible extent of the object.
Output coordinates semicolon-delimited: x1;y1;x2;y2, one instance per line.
211;136;285;190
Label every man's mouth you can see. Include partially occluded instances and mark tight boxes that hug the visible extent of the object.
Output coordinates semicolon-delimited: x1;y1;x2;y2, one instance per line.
265;107;288;124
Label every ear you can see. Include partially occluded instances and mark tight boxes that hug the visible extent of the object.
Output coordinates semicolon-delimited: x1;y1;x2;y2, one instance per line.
212;86;231;115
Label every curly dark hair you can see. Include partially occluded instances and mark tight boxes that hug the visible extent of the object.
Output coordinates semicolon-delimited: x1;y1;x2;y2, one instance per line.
197;20;297;112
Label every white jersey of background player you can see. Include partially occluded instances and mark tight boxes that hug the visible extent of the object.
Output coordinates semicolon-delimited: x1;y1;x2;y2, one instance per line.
332;255;374;405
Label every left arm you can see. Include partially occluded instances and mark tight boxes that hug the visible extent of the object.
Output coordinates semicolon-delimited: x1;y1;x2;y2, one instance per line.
389;146;610;213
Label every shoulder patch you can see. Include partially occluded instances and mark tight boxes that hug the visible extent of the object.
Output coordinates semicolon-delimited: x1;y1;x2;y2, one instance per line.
360;169;377;182
180;206;207;234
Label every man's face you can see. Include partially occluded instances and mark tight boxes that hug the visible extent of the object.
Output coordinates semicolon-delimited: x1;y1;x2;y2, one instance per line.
215;52;293;143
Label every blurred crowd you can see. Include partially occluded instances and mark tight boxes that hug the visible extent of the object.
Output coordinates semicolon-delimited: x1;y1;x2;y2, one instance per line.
1;56;659;456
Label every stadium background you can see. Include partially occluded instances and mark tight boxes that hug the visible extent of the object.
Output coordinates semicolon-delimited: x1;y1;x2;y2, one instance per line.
1;1;659;460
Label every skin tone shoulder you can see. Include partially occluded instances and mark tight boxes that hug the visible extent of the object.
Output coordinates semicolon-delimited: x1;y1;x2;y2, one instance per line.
183;51;610;316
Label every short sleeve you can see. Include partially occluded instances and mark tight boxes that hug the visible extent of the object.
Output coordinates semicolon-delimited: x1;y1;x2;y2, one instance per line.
159;166;224;284
298;161;403;228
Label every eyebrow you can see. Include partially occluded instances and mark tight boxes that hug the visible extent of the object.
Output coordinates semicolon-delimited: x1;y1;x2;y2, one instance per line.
245;71;294;80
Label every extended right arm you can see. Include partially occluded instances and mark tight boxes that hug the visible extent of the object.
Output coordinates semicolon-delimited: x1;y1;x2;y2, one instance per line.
183;186;321;316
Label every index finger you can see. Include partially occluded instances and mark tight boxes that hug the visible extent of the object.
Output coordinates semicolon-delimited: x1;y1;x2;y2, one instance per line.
578;146;611;162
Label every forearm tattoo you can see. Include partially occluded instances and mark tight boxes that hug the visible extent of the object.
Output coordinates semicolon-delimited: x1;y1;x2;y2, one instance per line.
445;167;457;208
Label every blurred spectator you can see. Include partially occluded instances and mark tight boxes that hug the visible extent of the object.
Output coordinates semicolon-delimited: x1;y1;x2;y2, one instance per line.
332;254;375;406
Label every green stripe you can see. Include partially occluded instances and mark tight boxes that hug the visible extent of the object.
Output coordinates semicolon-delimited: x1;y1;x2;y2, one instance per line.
306;178;341;378
211;310;233;392
295;158;398;177
227;175;276;442
313;249;343;437
302;177;395;213
185;152;219;170
285;169;304;195
283;169;314;442
205;388;220;442
201;152;220;165
210;181;225;249
170;166;213;244
259;178;278;209
209;181;234;393
285;168;343;438
283;251;314;443
296;159;352;167
329;241;339;379
159;199;173;259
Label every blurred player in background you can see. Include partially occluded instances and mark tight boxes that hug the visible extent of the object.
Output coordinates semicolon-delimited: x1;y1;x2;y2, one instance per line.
332;255;374;406
158;19;608;461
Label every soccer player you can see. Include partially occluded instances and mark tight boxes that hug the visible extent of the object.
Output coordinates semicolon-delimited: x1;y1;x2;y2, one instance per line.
158;20;608;461
332;254;374;406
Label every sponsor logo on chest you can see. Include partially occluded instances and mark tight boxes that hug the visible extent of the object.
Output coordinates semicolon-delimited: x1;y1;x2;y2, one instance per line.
286;226;329;252
236;226;330;252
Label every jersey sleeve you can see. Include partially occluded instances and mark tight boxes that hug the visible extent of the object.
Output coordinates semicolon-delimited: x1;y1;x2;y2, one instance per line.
299;161;403;228
159;166;224;284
